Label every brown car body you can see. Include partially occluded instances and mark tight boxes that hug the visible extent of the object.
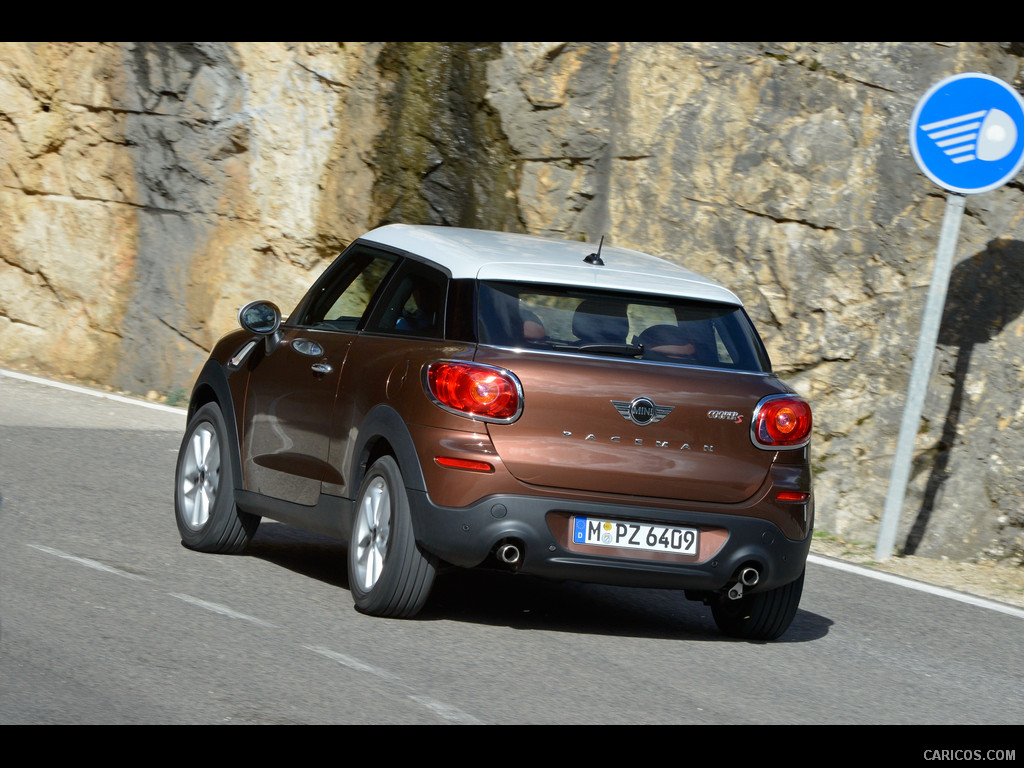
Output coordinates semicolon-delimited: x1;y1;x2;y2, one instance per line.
175;225;813;640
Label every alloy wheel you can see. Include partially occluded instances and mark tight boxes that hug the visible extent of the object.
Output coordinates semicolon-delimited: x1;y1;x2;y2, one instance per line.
354;475;391;591
179;422;221;530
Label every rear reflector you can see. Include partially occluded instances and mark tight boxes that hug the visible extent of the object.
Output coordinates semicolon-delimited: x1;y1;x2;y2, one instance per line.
752;395;813;449
776;491;810;502
435;456;495;472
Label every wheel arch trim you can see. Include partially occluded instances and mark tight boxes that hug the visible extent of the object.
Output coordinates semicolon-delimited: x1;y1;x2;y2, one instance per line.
349;403;428;497
188;359;245;491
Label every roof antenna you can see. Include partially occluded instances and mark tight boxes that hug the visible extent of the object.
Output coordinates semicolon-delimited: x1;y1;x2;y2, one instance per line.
584;236;605;266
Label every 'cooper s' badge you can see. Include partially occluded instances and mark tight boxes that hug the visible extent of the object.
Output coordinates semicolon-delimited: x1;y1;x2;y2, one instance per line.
611;397;674;426
707;409;744;424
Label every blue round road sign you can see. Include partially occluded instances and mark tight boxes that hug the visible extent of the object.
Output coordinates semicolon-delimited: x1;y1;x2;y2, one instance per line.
910;72;1024;194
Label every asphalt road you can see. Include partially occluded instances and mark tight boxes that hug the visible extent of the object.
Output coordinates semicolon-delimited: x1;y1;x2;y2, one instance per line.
1;369;1022;725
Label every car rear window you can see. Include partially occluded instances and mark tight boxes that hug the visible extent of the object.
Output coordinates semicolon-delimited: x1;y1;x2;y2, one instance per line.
477;281;771;373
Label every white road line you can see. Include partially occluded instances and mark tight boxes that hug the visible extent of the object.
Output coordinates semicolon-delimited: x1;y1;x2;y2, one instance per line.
28;544;481;722
305;645;482;724
169;593;279;629
407;695;483;725
303;646;403;682
0;367;186;414
27;544;149;581
807;553;1024;620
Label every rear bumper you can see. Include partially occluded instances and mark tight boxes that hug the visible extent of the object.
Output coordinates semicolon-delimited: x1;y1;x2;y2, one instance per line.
410;489;811;594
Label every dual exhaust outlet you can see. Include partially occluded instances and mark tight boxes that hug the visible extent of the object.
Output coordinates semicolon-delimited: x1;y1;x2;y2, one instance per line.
495;543;762;596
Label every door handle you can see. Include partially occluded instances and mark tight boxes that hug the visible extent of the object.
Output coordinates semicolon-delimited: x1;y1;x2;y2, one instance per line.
311;363;333;374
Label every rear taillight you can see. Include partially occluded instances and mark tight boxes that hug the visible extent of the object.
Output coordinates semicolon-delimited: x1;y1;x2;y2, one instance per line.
425;361;523;423
751;395;812;449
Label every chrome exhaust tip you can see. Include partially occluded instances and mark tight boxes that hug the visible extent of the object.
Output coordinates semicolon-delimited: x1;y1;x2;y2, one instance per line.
497;543;521;565
726;566;761;600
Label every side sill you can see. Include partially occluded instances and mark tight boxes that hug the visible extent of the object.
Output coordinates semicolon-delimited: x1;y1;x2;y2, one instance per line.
236;490;354;542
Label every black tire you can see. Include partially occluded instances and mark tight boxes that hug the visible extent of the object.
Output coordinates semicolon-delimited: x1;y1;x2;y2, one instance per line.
710;568;804;641
174;402;259;553
348;456;436;618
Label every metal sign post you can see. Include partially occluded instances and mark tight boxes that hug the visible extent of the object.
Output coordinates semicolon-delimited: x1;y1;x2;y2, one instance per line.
876;193;964;559
876;73;1024;559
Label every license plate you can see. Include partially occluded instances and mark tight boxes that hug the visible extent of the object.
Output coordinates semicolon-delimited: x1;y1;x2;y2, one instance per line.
572;516;698;555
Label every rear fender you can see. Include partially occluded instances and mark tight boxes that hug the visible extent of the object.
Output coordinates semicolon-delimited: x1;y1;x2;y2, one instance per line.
349;404;428;497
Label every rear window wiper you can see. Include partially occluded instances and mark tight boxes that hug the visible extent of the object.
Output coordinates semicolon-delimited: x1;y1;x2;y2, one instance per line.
550;343;644;357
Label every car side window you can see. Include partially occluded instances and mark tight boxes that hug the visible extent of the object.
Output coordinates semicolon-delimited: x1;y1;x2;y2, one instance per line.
365;261;448;339
298;247;399;330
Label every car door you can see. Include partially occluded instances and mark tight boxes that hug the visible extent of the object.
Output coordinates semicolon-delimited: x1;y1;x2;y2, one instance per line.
320;258;454;499
242;246;400;505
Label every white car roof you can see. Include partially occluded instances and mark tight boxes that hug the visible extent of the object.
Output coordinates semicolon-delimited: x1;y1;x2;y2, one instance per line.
359;224;743;306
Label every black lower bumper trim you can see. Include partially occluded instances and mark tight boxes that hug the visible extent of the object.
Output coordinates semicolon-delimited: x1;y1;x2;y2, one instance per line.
408;490;810;593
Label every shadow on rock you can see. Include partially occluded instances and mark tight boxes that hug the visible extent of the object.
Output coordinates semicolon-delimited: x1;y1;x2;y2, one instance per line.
904;238;1024;555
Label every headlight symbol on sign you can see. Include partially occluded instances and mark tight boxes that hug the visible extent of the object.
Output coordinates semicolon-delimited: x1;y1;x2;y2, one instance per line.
910;73;1024;195
919;107;1017;164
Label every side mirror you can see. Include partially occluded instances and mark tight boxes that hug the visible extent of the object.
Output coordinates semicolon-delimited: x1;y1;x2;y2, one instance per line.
238;300;283;354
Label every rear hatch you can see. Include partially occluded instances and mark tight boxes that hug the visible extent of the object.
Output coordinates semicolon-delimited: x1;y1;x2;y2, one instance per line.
476;348;788;504
474;280;788;505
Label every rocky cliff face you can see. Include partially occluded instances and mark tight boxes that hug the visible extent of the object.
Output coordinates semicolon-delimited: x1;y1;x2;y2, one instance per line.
1;41;1022;564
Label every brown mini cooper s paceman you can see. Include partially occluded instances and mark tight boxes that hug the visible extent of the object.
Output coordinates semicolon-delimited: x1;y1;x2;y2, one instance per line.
175;224;813;640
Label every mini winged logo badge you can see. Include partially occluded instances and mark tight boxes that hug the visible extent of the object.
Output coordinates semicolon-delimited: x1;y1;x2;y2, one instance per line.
611;396;674;426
